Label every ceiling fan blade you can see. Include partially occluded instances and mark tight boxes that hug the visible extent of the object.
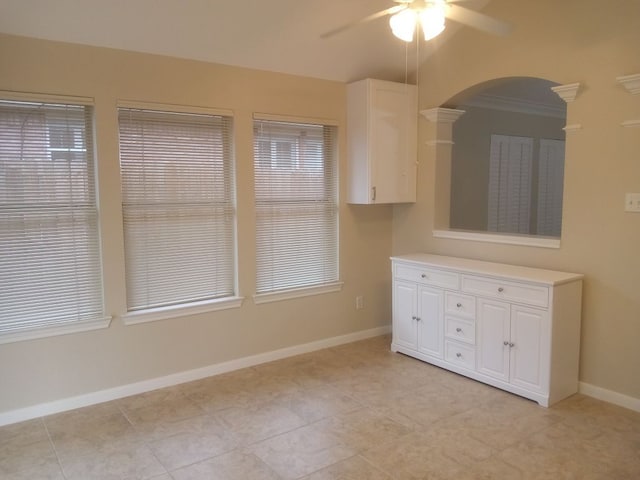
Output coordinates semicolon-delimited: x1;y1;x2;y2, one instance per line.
320;4;407;39
445;4;512;36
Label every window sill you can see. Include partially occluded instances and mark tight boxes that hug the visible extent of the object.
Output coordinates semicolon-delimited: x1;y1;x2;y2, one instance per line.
433;229;561;249
0;316;112;345
253;281;344;305
121;296;244;326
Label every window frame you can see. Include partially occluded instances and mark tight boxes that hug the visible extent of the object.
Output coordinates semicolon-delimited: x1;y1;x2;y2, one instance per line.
0;91;110;344
252;113;342;304
117;101;242;324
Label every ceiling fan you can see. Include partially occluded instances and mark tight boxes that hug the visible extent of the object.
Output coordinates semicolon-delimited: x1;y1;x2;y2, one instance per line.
321;0;511;43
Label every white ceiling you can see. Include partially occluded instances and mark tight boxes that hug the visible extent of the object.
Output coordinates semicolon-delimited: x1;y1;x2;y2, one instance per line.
0;0;492;83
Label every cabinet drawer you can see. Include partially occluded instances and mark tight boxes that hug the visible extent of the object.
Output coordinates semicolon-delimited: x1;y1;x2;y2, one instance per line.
445;292;476;318
394;264;459;289
445;340;476;371
445;316;475;344
461;275;548;308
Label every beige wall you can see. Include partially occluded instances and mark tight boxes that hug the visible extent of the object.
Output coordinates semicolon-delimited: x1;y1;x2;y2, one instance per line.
450;106;566;232
393;0;640;400
0;34;393;415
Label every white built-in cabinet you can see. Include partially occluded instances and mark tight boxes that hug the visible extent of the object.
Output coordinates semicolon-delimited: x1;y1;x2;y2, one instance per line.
391;254;583;407
347;79;417;204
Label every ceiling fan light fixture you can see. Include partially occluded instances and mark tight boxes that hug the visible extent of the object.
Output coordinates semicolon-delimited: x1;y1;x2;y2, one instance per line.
389;8;417;42
419;4;446;41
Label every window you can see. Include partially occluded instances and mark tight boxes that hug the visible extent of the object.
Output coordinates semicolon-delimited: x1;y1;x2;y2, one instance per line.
253;118;339;298
0;98;106;343
118;106;236;315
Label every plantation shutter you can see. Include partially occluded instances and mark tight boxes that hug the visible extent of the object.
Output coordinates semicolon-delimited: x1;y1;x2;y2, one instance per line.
118;107;235;311
488;134;533;234
0;99;104;340
253;118;338;294
536;139;565;237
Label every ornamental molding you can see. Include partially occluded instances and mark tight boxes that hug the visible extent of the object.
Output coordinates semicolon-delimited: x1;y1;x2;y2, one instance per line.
420;107;466;124
616;74;640;95
551;83;581;103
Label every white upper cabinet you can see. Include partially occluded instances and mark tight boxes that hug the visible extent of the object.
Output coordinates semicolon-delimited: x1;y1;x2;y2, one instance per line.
347;79;417;204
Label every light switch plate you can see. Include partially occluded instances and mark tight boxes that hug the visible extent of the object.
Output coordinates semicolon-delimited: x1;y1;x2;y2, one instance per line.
625;193;640;212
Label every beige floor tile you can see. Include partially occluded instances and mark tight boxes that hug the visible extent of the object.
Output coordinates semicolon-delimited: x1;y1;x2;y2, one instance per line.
0;418;49;451
0;437;63;479
275;384;362;423
361;431;466;480
144;414;238;471
46;410;143;459
300;455;393;479
170;450;281;480
454;455;525;480
119;387;205;427
59;441;166;480
213;400;308;445
314;408;412;453
249;423;356;479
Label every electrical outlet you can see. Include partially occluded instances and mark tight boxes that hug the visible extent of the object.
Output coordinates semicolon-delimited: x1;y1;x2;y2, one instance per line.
355;296;364;310
625;193;640;212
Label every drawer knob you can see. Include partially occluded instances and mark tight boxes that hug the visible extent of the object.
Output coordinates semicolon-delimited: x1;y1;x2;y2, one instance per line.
421;273;428;279
498;287;504;293
456;352;462;358
456;303;462;308
456;327;463;333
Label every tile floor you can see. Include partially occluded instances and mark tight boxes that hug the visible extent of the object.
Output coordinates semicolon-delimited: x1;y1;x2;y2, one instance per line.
1;335;639;479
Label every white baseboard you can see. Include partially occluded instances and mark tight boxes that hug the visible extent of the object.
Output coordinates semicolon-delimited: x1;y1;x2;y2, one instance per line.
579;382;640;413
0;325;391;427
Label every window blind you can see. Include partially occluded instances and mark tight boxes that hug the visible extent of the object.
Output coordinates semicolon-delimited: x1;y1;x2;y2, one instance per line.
118;107;236;311
253;119;338;294
0;100;104;339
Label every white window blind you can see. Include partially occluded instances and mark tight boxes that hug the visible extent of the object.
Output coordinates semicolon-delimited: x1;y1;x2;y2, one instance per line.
0;99;104;340
253;119;338;294
488;134;533;234
118;107;236;311
537;139;565;237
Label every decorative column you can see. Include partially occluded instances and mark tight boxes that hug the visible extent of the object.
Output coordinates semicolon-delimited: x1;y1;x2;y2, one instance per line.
420;107;465;230
551;82;581;132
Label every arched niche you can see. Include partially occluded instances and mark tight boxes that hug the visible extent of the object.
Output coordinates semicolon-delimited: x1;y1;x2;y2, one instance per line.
421;76;580;247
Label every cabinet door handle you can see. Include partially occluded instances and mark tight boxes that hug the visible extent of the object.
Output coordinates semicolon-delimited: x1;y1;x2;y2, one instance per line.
456;352;462;358
421;273;428;279
415;317;421;322
411;316;417;320
456;303;462;308
456;327;463;333
498;287;504;293
503;341;509;346
509;342;515;348
372;186;376;202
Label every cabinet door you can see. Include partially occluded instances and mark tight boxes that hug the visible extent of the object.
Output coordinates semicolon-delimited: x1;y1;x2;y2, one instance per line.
370;82;417;204
393;280;418;350
417;285;443;358
477;298;510;382
509;305;549;393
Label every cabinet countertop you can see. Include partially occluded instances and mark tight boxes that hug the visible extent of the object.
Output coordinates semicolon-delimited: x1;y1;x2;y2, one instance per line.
391;253;583;286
